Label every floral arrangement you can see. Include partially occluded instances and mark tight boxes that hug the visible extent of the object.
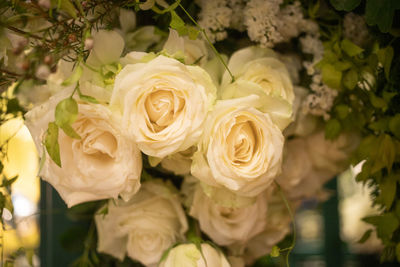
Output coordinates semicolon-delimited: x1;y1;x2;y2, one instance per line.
0;0;399;266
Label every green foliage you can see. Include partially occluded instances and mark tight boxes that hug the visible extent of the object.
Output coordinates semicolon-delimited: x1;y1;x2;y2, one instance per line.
329;0;361;11
363;213;399;243
62;66;83;86
358;229;373;243
365;0;400;33
169;10;200;40
45;122;61;167
325;118;341;139
55;97;81;139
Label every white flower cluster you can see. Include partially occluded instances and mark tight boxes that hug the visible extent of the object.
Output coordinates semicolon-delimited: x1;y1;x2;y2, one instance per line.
196;0;317;47
244;0;283;47
197;0;232;42
303;74;338;120
343;13;370;47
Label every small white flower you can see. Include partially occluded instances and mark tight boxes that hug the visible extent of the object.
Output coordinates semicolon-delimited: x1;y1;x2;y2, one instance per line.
2;208;12;221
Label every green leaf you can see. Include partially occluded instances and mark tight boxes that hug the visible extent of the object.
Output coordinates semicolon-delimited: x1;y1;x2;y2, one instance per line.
51;0;77;18
170;11;188;36
368;117;390;132
377;46;394;80
365;0;400;33
335;104;350;119
270;246;280;257
333;60;352;71
60;124;81;139
1;176;18;187
389;114;400;139
62;65;83;86
308;0;320;18
363;213;399;242
379;175;397;209
322;64;342;89
55;98;81;139
343;69;358;90
79;94;99;104
396;243;400;262
329;0;361;11
341;39;364;57
357;229;373;243
369;94;387;110
45;122;61;167
380;135;396;172
6;98;23;114
187;26;200;40
325;119;341;139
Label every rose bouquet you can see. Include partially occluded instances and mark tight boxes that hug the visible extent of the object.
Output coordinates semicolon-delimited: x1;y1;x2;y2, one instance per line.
1;0;399;266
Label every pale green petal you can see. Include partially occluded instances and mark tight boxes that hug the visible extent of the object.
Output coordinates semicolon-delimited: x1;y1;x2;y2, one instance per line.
86;30;124;67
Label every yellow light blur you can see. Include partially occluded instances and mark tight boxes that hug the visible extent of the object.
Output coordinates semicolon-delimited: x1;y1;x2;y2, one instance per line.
0;117;40;255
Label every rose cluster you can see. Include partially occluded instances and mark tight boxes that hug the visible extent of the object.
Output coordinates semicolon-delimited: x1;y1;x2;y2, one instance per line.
25;29;356;266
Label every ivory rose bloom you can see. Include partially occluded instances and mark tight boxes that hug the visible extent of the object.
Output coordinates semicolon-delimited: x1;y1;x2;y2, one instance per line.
25;88;142;207
191;95;284;197
159;243;231;267
221;46;294;130
189;183;270;246
110;54;217;158
229;192;295;265
276;137;333;200
95;180;188;266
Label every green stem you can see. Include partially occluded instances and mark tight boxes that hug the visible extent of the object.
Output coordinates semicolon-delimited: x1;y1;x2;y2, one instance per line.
274;181;296;267
177;3;235;82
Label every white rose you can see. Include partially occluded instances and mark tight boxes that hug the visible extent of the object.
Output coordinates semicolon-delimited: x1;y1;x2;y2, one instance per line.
221;46;294;130
159;243;231;267
230;192;295;265
191;95;284;197
276;138;332;200
25;88;142;207
95;180;188;266
189;183;269;246
306;131;359;175
110;54;217;158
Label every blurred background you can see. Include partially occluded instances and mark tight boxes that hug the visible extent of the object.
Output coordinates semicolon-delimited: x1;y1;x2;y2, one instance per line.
0;117;396;267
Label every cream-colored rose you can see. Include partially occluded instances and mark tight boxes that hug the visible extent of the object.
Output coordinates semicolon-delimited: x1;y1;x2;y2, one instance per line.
159;243;231;267
189;183;269;246
191;95;284;197
221;46;294;130
110;54;216;158
276;138;332;200
230;192;295;265
95;180;188;266
306;131;359;175
25;88;142;207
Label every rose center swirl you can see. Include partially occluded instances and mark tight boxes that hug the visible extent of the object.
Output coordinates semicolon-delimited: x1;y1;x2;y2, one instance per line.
144;89;185;132
226;117;258;165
